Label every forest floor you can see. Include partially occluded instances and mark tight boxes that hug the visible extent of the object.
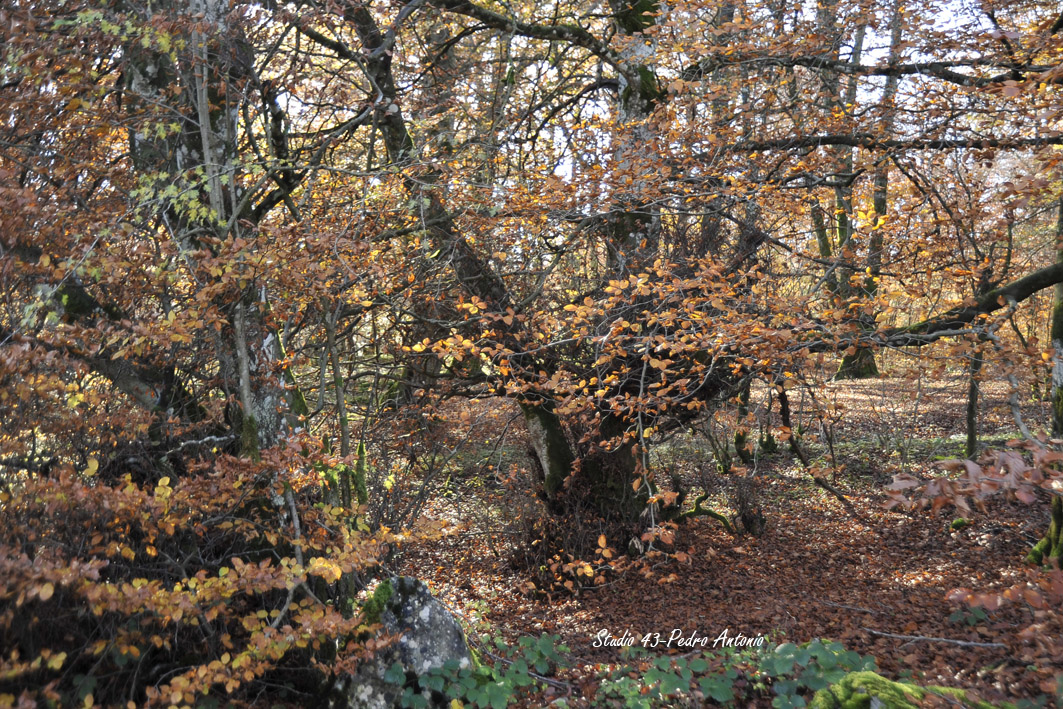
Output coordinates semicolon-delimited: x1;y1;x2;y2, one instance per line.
396;371;1063;706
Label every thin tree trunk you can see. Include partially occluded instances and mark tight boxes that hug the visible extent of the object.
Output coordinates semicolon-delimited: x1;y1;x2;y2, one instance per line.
837;5;904;380
1052;195;1063;436
965;348;983;458
1031;196;1063;564
325;307;352;508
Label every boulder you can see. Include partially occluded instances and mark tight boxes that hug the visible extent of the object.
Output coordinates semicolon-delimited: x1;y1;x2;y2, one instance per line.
333;576;473;708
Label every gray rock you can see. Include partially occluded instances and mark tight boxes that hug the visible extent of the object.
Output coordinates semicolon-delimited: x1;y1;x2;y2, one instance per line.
333;576;473;709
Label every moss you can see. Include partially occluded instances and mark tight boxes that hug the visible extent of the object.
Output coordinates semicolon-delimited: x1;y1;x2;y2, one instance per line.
1029;496;1063;565
240;413;260;461
810;671;1012;709
951;518;970;530
520;403;575;499
362;579;394;625
1027;537;1048;565
676;492;733;532
353;441;369;506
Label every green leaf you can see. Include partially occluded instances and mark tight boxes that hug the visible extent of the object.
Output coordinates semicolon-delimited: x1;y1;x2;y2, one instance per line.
772;678;798;698
488;682;511;709
799;669;829;691
385;662;406;685
821;668;847;684
699;675;735;703
660;671;687;696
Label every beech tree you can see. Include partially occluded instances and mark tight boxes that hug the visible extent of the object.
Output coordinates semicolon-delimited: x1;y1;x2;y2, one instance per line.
6;0;1063;701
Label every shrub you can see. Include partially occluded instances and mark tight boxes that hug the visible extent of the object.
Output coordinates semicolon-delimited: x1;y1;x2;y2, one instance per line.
0;447;386;707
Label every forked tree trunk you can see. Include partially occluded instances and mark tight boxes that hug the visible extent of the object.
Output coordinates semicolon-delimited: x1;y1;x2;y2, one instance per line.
522;403;644;519
831;3;905;381
120;0;290;456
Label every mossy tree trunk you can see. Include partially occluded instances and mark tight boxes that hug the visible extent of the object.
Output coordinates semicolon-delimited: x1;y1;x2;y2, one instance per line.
1028;496;1063;565
118;0;297;458
521;402;575;503
521;403;644;520
836;346;880;380
827;5;905;382
734;380;753;465
1053;293;1063;437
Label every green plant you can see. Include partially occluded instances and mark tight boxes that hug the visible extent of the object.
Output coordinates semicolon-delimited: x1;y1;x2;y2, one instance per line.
760;640;877;708
393;633;569;709
593;638;877;708
948;606;988;627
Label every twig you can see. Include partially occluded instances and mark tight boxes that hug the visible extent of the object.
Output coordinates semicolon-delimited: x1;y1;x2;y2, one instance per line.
271;488;305;629
862;628;1006;649
165;434;236;455
817;600;880;615
779;387;866;522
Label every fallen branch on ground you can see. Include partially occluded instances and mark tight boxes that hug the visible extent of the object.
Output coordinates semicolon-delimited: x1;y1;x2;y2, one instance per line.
862;628;1007;649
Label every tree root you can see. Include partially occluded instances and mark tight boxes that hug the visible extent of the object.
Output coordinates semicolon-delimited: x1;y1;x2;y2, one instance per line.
676;492;733;533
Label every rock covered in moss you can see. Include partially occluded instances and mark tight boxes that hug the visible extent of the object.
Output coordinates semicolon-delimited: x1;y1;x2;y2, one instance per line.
333;576;472;708
809;671;1012;709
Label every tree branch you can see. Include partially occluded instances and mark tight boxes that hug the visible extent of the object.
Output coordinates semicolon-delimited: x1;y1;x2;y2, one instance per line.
426;0;621;69
709;133;1063;154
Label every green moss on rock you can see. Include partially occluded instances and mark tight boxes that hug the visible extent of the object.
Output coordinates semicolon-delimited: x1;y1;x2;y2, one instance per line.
810;671;1012;709
362;579;393;625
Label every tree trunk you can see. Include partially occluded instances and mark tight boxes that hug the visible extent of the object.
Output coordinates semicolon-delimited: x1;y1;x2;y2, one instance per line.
1052;195;1063;436
522;403;644;518
965;348;983;459
117;0;293;456
1031;197;1063;565
521;402;575;502
1028;496;1063;565
837;347;880;379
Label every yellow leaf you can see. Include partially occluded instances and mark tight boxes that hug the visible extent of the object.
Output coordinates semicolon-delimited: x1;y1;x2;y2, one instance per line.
39;582;55;601
598;534;607;548
307;558;342;583
85;458;98;476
